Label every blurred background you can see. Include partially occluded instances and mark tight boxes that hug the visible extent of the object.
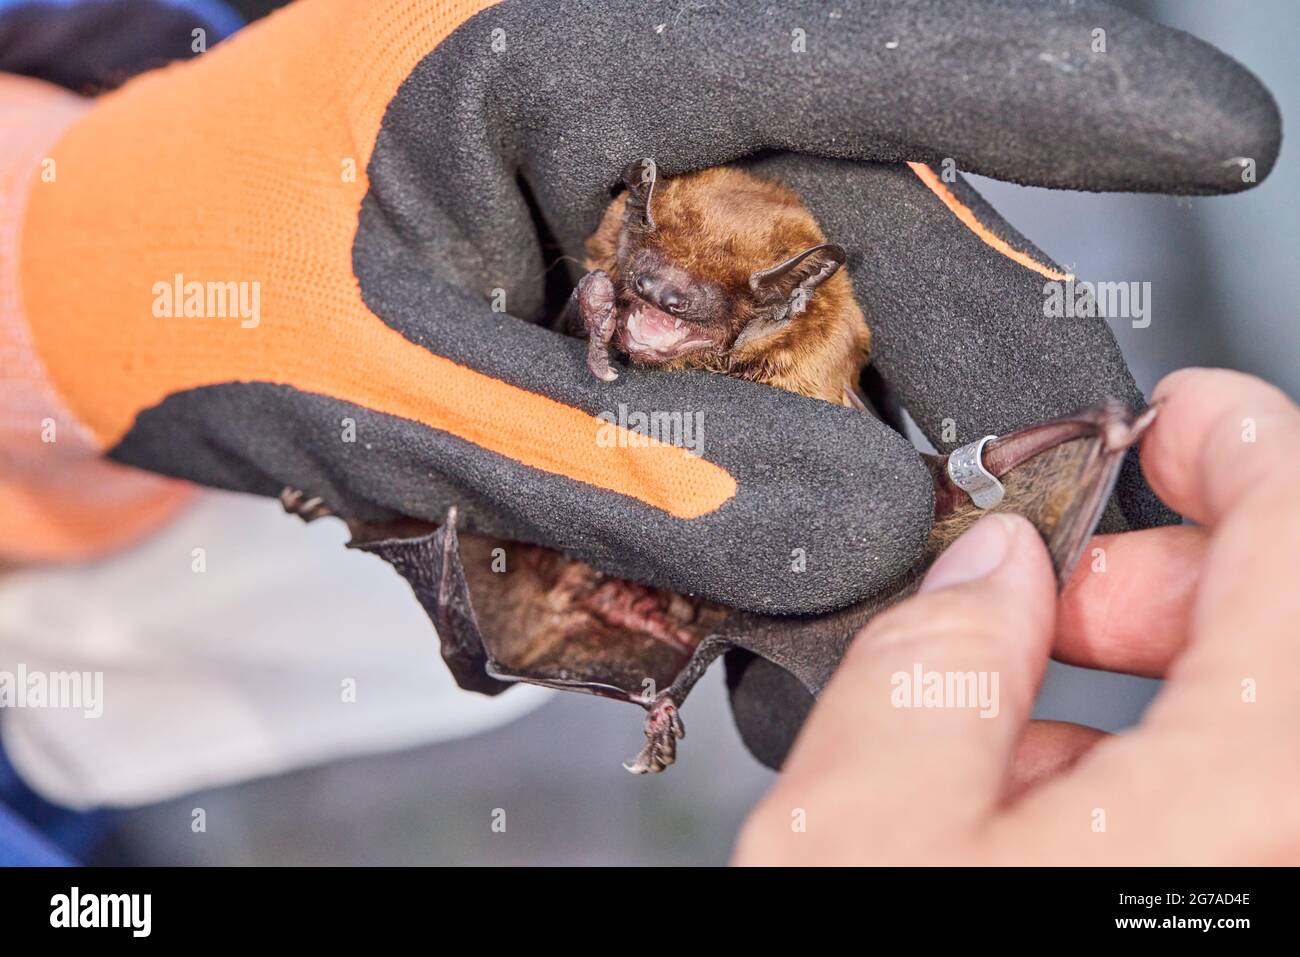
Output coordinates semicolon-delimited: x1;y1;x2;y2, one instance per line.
0;0;1295;865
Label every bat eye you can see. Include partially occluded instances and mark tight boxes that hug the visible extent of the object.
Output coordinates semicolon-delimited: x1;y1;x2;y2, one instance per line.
634;276;649;295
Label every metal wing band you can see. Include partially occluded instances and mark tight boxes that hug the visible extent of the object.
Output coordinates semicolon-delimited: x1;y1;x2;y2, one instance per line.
946;434;1005;509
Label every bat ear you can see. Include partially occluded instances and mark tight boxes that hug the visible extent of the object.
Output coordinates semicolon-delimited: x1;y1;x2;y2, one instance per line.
733;243;847;352
620;158;659;229
748;242;846;306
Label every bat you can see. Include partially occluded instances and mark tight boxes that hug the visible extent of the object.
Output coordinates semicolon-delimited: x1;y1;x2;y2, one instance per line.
282;160;1157;774
565;161;870;412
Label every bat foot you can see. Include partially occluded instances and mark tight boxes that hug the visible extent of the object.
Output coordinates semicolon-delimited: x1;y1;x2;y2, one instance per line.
280;486;333;523
623;696;685;775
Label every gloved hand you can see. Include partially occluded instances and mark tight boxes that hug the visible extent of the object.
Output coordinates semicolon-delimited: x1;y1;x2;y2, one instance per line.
6;0;1277;628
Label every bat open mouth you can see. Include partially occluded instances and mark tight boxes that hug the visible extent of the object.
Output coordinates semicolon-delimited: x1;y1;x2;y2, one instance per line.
619;299;713;363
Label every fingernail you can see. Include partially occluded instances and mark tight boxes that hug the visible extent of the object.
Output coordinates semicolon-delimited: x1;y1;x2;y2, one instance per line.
918;514;1016;593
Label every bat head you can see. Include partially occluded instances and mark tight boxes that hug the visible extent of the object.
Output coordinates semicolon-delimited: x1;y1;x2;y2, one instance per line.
609;162;851;370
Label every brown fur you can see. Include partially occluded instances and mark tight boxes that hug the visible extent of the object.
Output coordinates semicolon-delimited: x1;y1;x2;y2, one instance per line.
585;167;871;406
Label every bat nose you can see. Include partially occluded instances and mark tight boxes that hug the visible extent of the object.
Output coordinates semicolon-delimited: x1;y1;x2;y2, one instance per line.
637;275;689;313
660;288;689;313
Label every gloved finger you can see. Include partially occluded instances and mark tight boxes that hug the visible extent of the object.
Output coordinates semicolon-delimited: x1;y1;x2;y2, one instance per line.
1056;527;1206;679
367;0;1280;328
724;650;814;770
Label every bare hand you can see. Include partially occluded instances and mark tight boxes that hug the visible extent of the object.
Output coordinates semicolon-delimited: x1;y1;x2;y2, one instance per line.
734;368;1300;865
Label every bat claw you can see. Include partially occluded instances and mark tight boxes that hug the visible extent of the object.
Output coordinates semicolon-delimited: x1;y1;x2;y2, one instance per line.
1102;402;1159;453
280;486;334;523
623;696;685;775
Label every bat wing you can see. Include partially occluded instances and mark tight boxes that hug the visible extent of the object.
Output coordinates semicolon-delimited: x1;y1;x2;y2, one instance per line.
353;509;725;704
931;400;1161;583
338;400;1159;772
1041;405;1159;582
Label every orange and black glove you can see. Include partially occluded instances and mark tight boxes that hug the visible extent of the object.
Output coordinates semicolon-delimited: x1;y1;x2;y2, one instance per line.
1;0;1278;619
